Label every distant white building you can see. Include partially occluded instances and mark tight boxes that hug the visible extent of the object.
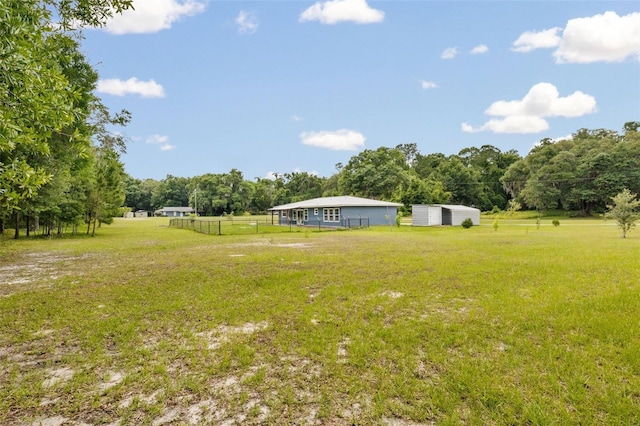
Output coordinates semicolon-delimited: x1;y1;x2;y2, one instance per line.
155;207;195;217
412;204;480;226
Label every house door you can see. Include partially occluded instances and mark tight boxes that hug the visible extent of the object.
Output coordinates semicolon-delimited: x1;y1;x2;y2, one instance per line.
294;209;305;225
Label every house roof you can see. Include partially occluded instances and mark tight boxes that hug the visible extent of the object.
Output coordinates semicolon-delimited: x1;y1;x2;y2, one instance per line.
270;196;402;211
413;204;480;212
155;206;195;212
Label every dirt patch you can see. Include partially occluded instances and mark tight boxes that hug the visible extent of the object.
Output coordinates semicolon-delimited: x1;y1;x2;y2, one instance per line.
382;291;404;299
42;367;75;388
99;371;125;392
195;321;268;350
337;337;351;363
383;418;436;426
0;252;92;296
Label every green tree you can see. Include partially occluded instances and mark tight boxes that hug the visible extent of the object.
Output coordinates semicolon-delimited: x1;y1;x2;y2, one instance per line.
431;156;488;209
393;175;450;211
607;189;640;238
1;0;133;236
339;147;410;200
152;175;191;211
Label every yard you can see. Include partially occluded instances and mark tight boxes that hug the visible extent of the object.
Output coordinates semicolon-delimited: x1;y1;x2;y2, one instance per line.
1;217;639;425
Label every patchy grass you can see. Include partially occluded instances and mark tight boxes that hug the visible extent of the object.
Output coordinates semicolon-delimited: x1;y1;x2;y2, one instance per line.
1;217;639;424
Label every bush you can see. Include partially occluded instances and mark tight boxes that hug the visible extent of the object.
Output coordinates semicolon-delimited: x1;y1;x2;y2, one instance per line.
552;219;560;227
461;218;473;229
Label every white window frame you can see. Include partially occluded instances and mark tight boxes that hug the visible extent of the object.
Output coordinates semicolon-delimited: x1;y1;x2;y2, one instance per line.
314;208;319;216
323;207;341;222
281;211;287;218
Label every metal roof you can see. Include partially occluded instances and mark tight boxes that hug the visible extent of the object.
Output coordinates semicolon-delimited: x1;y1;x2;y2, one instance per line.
155;206;195;212
433;204;480;211
270;196;402;211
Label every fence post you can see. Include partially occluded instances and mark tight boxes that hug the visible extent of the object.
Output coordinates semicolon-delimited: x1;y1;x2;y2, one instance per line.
218;220;221;235
256;221;259;234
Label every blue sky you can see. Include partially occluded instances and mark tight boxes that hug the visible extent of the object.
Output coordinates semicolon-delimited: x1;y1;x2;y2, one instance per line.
80;0;640;181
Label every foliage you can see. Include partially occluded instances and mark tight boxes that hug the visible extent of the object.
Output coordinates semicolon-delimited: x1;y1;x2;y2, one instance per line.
501;123;640;216
339;147;410;200
395;212;403;228
0;1;135;238
552;219;560;227
461;218;473;228
606;188;640;238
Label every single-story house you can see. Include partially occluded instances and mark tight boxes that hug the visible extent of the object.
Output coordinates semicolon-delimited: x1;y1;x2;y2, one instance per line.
155;206;195;217
412;204;480;226
269;196;402;227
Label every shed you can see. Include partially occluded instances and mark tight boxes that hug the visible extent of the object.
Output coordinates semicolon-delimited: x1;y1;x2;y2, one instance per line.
269;196;402;227
412;204;480;226
155;206;195;217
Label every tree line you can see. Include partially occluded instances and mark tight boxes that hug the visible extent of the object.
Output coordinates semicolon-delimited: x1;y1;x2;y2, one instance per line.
0;0;134;238
125;122;639;218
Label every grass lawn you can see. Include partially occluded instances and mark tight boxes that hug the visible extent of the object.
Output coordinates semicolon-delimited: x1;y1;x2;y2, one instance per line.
1;217;639;425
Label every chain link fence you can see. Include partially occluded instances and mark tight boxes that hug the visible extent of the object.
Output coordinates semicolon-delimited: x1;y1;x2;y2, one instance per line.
169;216;370;235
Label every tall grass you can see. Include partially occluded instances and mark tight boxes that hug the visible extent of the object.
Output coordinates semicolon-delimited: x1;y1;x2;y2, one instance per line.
1;217;638;424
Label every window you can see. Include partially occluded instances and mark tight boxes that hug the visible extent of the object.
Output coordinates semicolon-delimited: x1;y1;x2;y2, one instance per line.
323;208;340;222
314;208;318;216
281;211;287;218
304;210;309;221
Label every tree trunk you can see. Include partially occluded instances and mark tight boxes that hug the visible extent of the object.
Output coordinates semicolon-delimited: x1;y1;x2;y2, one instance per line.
0;218;4;234
14;212;20;239
26;215;30;237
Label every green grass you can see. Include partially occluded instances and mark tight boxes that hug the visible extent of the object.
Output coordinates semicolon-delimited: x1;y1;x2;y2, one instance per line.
1;217;639;424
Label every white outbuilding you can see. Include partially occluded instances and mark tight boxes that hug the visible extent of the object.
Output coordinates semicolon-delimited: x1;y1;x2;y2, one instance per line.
412;204;481;226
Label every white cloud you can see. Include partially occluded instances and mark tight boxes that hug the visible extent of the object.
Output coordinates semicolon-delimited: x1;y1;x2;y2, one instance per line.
299;0;384;25
96;78;165;98
291;115;303;122
300;129;365;150
551;134;574;143
554;11;640;63
462;82;596;134
512;12;640;63
511;27;561;52
292;167;319;175
146;134;175;151
101;0;206;34
236;10;258;35
463;116;549;134
420;80;438;90
441;47;458;59
470;44;489;54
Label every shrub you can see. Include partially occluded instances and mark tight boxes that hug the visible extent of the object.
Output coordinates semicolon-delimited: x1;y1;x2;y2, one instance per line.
461;218;473;229
552;219;560;227
395;213;403;228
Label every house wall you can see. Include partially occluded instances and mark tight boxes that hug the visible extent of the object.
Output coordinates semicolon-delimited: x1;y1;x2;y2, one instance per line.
275;206;397;227
341;206;396;226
